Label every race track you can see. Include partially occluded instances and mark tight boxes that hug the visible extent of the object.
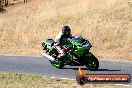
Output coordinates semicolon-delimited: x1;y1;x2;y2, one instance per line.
0;55;131;84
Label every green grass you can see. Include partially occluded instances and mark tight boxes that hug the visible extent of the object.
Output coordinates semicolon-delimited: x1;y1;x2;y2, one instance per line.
0;72;130;88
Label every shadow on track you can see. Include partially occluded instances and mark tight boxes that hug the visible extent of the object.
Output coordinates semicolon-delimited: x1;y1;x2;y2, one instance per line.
61;67;121;71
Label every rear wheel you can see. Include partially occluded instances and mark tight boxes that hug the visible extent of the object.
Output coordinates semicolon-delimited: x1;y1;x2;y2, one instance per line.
46;49;64;69
84;55;99;71
50;59;64;69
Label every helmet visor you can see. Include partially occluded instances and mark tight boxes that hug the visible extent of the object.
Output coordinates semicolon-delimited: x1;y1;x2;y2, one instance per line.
65;30;70;35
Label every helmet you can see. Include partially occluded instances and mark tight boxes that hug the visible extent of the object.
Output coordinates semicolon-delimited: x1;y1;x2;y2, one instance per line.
62;26;71;36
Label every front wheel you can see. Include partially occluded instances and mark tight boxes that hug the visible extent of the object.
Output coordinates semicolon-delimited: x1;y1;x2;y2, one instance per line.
84;55;99;71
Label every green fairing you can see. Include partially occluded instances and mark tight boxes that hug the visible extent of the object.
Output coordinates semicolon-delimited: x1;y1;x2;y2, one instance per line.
65;39;90;57
42;36;92;59
85;52;93;57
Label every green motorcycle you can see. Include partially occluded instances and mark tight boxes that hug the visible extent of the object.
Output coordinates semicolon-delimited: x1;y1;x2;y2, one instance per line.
41;36;99;71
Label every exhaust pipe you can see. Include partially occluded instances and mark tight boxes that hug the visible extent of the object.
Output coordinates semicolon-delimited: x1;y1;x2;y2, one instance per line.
41;52;55;61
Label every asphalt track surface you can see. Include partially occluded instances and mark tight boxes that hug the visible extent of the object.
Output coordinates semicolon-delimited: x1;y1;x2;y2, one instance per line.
0;55;132;84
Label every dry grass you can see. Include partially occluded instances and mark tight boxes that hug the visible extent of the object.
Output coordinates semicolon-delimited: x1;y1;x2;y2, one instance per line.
0;72;131;88
0;0;132;60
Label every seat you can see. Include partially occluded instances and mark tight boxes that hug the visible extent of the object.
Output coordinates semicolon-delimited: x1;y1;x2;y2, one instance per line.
46;39;55;46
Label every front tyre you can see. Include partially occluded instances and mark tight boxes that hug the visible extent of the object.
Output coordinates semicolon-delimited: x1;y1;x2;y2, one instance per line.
50;59;64;69
84;55;99;71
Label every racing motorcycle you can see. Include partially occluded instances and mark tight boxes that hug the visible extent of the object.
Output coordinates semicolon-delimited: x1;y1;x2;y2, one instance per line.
41;36;99;71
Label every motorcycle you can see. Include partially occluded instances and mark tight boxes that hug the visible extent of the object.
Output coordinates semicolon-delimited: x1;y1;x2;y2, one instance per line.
41;36;99;71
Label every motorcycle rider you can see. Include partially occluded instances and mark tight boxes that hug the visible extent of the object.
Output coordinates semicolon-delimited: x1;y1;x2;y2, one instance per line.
54;26;73;58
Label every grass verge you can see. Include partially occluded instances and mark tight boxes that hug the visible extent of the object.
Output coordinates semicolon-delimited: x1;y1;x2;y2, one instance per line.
0;72;131;88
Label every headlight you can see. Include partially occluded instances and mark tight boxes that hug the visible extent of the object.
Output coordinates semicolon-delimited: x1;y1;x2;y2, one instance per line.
82;41;92;48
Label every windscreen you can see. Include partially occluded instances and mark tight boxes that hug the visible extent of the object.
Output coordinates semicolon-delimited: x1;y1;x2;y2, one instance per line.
72;36;85;43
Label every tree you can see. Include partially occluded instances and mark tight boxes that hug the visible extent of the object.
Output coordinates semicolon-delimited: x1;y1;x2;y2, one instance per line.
0;0;4;12
24;0;28;3
5;0;8;6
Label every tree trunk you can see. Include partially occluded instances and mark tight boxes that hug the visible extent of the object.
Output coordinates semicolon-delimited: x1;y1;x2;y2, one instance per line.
5;0;8;6
24;0;26;3
0;0;4;11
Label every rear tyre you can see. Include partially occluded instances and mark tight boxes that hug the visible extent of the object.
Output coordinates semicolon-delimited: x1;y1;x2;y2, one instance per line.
84;55;99;71
50;59;64;69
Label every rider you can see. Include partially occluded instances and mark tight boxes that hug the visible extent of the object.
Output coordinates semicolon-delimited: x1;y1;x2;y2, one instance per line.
54;26;73;58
